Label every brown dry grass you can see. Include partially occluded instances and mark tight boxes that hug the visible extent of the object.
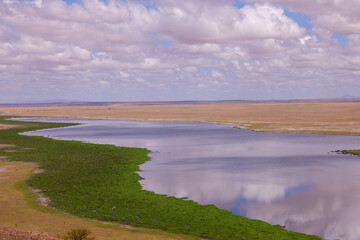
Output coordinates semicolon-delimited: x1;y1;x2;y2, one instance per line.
0;144;16;149
0;124;18;130
1;102;360;135
0;161;198;240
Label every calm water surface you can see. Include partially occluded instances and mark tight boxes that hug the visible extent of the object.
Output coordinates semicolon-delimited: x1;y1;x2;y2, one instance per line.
13;117;360;240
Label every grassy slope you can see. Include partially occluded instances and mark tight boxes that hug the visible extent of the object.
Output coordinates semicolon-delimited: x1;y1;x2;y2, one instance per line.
0;118;321;240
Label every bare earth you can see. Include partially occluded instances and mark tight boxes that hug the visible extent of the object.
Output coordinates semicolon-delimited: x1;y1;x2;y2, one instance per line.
0;144;16;149
1;102;360;135
0;161;198;240
0;124;18;130
0;227;58;240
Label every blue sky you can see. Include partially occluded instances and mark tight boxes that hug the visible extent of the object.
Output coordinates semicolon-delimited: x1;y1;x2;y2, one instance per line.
63;0;82;4
284;9;313;33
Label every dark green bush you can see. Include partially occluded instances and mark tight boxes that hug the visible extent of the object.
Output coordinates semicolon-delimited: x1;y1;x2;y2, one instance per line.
62;228;95;240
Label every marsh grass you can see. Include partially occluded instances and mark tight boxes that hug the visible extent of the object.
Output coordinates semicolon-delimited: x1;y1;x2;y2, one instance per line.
0;117;322;240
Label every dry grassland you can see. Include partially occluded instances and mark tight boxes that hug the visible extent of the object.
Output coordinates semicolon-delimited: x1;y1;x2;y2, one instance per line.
0;160;198;240
0;124;19;130
1;102;360;135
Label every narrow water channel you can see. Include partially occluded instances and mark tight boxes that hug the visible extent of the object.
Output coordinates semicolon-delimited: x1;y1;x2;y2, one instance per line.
14;117;360;240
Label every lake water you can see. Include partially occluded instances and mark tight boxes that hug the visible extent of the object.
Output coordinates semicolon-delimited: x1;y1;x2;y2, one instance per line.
13;117;360;240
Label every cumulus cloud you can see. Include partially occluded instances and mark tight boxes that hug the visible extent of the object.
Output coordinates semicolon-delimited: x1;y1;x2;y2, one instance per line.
0;0;359;102
211;70;224;78
150;3;305;44
246;0;360;35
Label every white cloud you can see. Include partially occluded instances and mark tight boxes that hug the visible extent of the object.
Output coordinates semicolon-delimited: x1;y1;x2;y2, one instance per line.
143;58;160;68
179;43;222;54
183;66;197;72
118;71;130;78
98;80;110;86
211;70;224;78
247;0;360;35
150;3;305;44
0;0;359;102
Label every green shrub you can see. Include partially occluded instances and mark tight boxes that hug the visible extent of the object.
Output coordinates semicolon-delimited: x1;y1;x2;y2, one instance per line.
62;228;95;240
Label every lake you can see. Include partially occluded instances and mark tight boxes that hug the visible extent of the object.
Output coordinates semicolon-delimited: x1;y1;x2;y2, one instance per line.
13;117;360;240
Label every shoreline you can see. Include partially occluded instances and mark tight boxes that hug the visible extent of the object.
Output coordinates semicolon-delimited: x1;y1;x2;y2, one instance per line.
0;117;321;240
0;121;199;240
1;102;360;136
0;160;195;240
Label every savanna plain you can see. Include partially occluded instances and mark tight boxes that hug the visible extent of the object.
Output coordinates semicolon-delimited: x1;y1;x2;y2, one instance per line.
0;101;359;239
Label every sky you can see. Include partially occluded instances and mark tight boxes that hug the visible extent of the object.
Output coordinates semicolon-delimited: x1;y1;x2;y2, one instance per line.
0;0;360;103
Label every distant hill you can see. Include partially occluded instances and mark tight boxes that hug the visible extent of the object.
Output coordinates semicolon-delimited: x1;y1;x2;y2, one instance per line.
341;94;360;99
1;98;360;107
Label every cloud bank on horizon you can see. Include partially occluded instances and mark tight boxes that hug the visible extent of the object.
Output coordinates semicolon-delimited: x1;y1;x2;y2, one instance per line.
0;0;360;102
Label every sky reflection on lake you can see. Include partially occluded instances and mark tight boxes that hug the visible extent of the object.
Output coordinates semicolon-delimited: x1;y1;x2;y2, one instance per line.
15;118;360;240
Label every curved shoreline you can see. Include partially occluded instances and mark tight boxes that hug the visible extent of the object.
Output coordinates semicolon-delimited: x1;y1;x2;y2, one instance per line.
0;161;196;240
0;117;322;240
1;102;360;136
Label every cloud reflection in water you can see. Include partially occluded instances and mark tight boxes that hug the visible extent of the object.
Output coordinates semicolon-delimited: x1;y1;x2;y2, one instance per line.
17;118;360;240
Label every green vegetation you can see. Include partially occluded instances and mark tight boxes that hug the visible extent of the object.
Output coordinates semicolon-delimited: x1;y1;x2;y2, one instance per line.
335;149;360;156
62;228;95;240
0;117;322;240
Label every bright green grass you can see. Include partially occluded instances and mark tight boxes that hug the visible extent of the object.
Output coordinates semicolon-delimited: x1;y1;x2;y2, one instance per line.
335;149;360;156
0;117;322;240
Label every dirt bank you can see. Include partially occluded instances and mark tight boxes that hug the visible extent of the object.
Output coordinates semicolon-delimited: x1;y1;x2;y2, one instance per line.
0;161;198;240
1;102;360;135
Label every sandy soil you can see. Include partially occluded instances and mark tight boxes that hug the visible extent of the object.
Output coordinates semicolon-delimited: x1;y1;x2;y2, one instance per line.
0;124;18;130
1;102;360;135
0;161;199;240
0;144;16;149
0;227;58;240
